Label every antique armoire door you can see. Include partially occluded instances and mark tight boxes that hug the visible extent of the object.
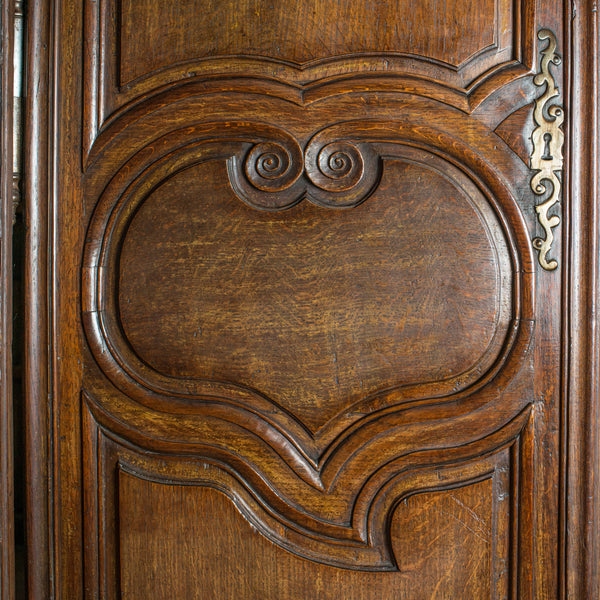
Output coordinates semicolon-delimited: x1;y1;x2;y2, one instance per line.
23;0;598;598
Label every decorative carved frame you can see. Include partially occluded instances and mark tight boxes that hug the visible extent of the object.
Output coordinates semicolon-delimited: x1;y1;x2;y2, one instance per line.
81;0;538;162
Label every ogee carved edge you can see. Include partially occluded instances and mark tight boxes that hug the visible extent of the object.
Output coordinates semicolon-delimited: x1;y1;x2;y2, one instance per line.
530;29;564;271
84;397;533;573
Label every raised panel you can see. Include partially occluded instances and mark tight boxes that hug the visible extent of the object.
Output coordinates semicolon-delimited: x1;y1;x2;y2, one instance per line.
118;476;498;600
120;0;503;78
79;57;539;587
83;390;534;576
82;405;531;597
117;156;511;432
81;104;538;564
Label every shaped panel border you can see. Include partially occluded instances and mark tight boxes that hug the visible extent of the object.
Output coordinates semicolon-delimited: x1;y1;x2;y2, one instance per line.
82;119;535;457
82;0;537;159
82;395;534;592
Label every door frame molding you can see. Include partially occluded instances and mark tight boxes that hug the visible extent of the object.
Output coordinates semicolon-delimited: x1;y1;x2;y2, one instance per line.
562;1;600;597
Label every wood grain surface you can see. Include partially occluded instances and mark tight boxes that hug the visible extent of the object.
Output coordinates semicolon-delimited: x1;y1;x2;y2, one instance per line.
120;0;501;74
21;0;599;598
118;158;508;431
118;474;497;600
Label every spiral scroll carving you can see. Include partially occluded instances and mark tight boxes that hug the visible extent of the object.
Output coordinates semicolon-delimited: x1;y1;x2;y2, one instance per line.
307;142;365;192
244;142;303;192
231;132;381;209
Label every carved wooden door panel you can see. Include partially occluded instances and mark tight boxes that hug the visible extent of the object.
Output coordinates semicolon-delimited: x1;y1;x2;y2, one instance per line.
23;0;599;599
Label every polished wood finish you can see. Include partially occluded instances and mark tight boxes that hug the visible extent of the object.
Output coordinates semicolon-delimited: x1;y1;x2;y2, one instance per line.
119;0;508;80
23;0;599;598
24;0;52;595
563;2;600;597
118;474;497;600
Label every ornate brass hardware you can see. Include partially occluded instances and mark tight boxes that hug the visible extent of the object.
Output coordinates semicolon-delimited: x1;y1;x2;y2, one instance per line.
530;29;564;271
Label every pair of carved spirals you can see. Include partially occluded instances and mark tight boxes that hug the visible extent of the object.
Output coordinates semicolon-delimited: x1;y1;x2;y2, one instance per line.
244;140;365;193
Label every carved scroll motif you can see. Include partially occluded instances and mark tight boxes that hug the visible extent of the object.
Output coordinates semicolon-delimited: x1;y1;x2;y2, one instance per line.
229;132;381;210
530;29;564;271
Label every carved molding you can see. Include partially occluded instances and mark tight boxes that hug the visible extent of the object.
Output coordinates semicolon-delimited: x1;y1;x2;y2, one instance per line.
81;0;537;160
82;120;534;458
530;29;564;271
84;398;534;575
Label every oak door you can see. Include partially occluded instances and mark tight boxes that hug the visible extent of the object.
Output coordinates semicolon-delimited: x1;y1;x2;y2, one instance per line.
24;0;599;598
